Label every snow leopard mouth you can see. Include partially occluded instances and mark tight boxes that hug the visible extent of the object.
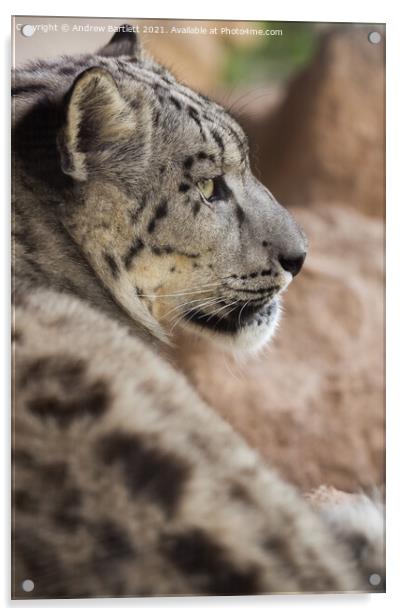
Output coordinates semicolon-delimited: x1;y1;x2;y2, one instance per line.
182;298;279;335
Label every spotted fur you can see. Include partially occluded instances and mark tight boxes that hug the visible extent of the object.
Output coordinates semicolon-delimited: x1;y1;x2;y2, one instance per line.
11;28;384;598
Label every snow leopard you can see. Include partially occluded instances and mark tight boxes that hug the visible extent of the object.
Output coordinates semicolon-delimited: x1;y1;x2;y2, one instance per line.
11;26;385;598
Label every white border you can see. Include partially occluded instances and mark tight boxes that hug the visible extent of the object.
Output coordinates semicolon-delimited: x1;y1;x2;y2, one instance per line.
2;0;401;614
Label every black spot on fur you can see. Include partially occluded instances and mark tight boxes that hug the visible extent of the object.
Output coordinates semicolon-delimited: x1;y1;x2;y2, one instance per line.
348;532;370;562
197;151;208;160
124;238;144;268
211;128;224;152
179;183;190;193
11;327;23;344
161;528;261;595
52;487;83;531
58;65;78;76
14;490;38;513
13;228;37;255
261;269;272;276
235;203;246;226
153;108;160;126
267;534;309;573
130;195;149;224
91;519;135;563
103;252;119;278
169;96;182;110
183;156;194;170
12;83;49;96
23;356;110;427
151;245;174;256
87;518;136;595
264;537;297;568
180;251;200;259
42;462;69;484
262;240;268;247
188;106;206;140
264;535;341;591
20;355;85;389
13;450;35;467
96;432;190;515
28;378;109;427
192;201;201;217
20;254;49;283
229;483;254;505
147;199;168;234
126;94;140;110
188;106;201;126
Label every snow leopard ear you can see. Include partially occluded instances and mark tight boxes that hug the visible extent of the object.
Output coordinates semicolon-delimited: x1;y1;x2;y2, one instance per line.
58;67;139;182
98;25;141;58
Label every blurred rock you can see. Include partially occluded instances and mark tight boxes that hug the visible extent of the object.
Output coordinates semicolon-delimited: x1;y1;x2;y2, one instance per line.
169;205;385;493
244;26;385;218
144;22;225;94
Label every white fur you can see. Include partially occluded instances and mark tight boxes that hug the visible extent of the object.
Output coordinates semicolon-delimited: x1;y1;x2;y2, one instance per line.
181;299;282;356
318;491;385;546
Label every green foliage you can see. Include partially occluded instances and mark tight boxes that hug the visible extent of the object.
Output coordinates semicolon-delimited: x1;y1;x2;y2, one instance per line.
222;22;318;86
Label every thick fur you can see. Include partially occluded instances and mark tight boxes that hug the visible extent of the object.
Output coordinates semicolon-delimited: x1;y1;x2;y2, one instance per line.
11;30;384;598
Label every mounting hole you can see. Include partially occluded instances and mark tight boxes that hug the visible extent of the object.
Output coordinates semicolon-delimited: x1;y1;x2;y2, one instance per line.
368;31;381;45
368;573;382;587
21;579;34;592
22;579;34;592
21;24;35;37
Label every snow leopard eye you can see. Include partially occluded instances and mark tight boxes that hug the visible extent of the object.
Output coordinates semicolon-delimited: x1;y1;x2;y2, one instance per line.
197;178;215;201
197;176;228;203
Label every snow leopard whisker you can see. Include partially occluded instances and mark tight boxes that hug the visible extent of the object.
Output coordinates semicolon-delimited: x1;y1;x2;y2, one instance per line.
137;282;221;299
238;298;252;328
161;295;225;319
169;297;227;333
205;299;241;322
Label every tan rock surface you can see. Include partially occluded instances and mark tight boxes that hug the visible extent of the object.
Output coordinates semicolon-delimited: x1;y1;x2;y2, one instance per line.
169;205;385;493
244;26;385;218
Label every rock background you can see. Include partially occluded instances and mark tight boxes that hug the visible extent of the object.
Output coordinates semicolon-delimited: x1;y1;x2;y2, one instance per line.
244;26;385;218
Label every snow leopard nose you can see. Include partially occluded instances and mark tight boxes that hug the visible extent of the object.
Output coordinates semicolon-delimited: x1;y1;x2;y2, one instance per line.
278;252;306;278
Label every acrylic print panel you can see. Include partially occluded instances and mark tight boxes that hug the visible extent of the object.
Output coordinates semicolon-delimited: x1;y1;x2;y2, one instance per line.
11;16;385;599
